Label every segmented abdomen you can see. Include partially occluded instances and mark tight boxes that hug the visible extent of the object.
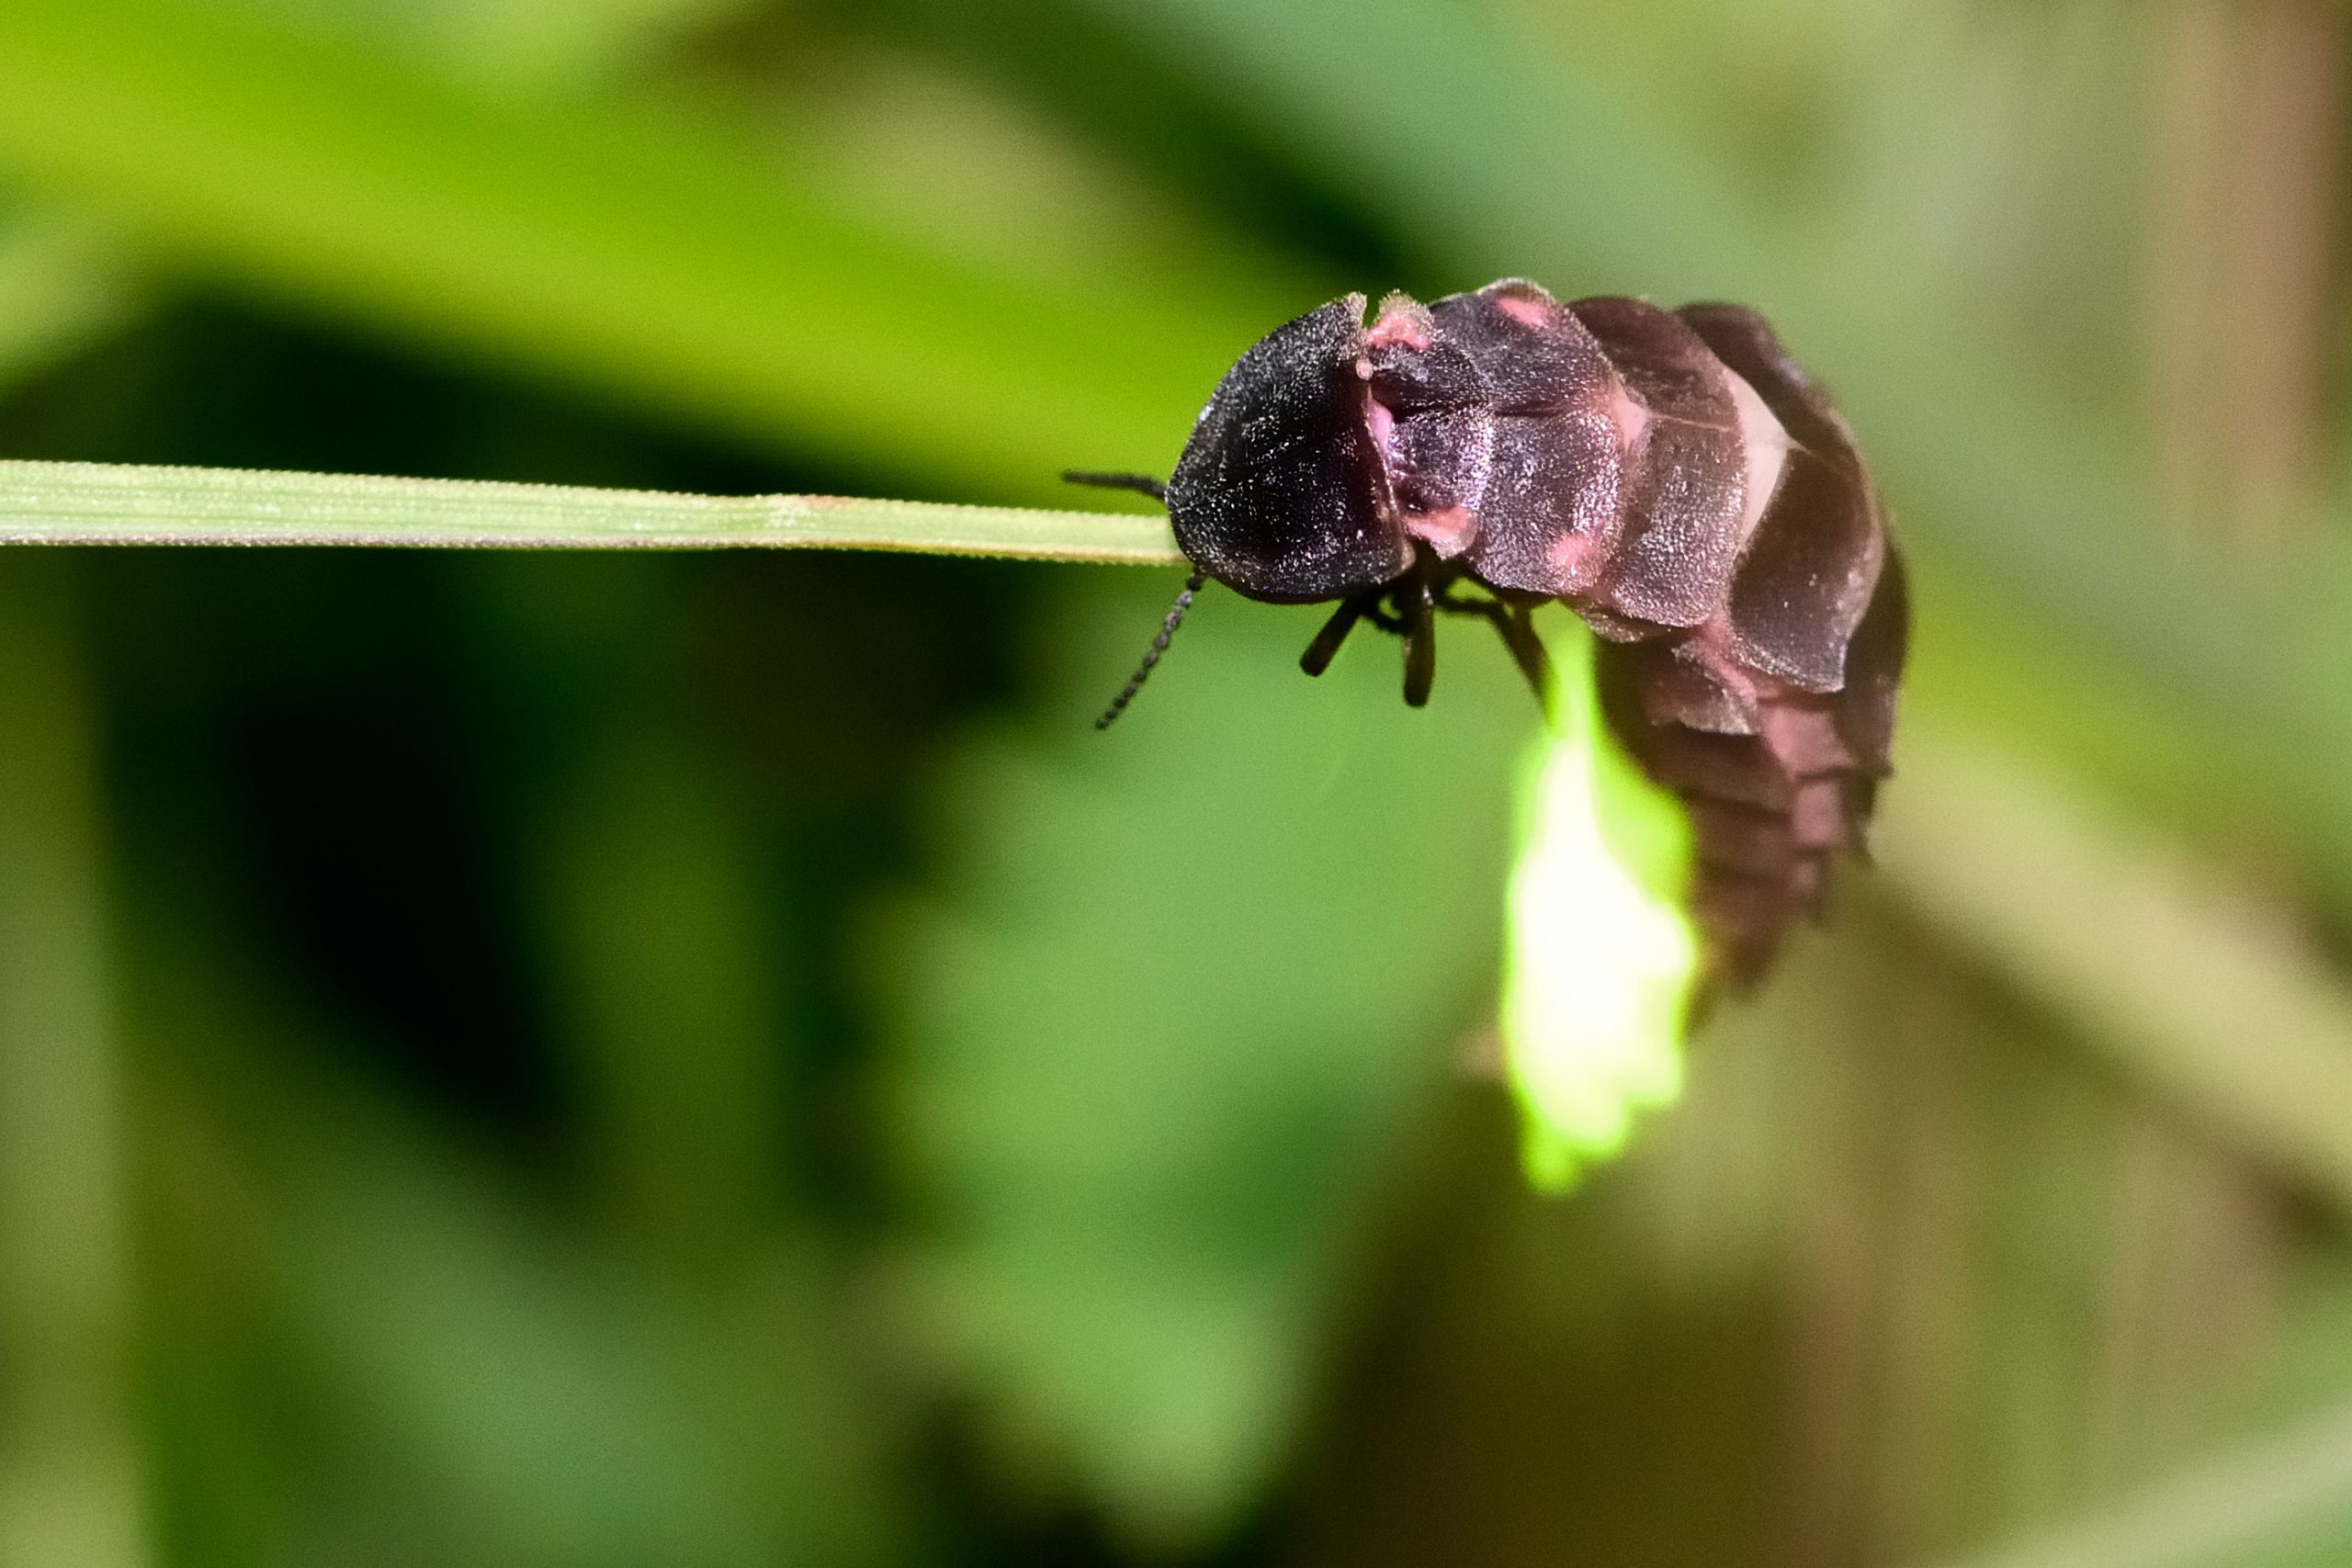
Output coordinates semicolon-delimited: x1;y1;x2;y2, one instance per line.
1377;283;1907;980
1594;546;1905;984
1590;300;1904;982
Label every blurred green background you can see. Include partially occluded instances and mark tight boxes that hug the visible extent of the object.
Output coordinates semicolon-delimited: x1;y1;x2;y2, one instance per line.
6;1;2352;1564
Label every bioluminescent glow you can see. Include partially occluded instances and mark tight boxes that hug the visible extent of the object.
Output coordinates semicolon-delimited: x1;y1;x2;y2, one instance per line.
1501;624;1701;1192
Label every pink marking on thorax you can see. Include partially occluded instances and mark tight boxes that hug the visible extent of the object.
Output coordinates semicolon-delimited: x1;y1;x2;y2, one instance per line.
1404;506;1476;558
1364;395;1397;463
1495;294;1550;330
1367;309;1430;351
1600;377;1650;454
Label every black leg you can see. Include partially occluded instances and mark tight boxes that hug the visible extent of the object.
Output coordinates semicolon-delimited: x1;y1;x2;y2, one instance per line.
1497;604;1553;713
1432;587;1551;714
1063;470;1169;503
1300;593;1373;677
1400;573;1435;707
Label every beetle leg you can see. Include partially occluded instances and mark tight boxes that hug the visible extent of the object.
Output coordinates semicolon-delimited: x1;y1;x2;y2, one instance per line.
1497;604;1552;716
1399;573;1436;707
1430;587;1551;714
1300;592;1375;677
1427;573;1480;611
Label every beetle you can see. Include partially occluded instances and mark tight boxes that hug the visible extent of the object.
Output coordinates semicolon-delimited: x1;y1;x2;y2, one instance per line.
1070;279;1906;978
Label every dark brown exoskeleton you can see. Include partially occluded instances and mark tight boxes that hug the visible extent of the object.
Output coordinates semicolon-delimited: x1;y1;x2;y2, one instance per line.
1071;279;1907;981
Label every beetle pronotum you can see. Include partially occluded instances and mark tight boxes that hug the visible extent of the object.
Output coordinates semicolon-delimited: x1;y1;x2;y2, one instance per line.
1072;279;1906;979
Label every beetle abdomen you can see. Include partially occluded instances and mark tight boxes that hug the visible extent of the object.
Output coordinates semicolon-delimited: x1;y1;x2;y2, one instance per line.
1573;298;1902;981
1377;284;1902;977
1596;550;1906;981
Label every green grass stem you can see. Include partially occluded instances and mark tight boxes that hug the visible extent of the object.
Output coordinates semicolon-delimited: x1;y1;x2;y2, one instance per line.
0;460;1185;560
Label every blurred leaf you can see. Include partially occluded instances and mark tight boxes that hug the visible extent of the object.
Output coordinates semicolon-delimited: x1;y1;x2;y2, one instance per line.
0;0;1297;498
266;1103;902;1568
0;557;150;1568
0;209;141;391
782;42;1320;303
873;572;1539;1543
135;930;908;1568
1877;716;2352;1215
531;724;787;1254
235;0;765;89
1920;1395;2352;1568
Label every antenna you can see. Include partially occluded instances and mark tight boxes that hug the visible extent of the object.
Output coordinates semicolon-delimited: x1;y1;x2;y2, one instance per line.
1096;569;1208;728
1060;469;1199;728
1062;469;1169;502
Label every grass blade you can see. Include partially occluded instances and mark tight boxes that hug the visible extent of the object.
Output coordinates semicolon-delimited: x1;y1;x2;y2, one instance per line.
0;459;1184;559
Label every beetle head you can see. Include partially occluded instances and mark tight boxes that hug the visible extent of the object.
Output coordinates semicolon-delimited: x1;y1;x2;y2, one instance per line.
1164;295;1415;604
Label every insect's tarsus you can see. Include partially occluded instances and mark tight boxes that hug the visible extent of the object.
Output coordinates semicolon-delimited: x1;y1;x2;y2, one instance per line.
1096;568;1208;729
1063;469;1170;502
